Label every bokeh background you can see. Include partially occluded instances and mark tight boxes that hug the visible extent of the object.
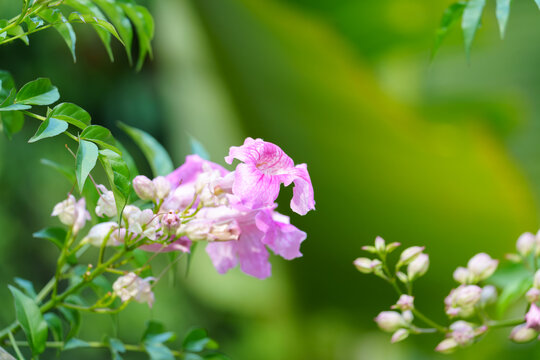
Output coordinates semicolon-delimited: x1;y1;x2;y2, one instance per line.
2;0;540;359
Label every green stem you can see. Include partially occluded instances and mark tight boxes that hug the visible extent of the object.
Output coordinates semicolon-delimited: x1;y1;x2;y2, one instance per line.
412;309;447;333
7;331;24;360
488;318;524;329
21;111;79;142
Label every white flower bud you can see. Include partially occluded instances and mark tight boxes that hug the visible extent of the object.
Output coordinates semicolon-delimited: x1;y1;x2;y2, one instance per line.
83;222;122;247
534;269;540;289
517;232;536;257
123;205;159;240
392;295;414;311
391;328;409;343
208;221;240;241
375;236;386;252
396;271;408;284
467;253;498;281
95;184;116;218
526;288;540;303
153;176;171;200
133;175;156;200
525;303;540;331
435;338;458;354
453;267;471;284
454;285;482;307
354;258;373;273
374;311;406;333
51;194;90;234
450;321;475;346
509;324;537;343
161;210;180;235
407;253;429;280
479;285;497;306
386;242;401;253
112;272;154;307
402;310;413;323
398;246;425;267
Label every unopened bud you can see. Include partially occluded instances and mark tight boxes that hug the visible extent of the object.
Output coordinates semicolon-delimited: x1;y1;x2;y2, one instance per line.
396;271;408;284
526;288;540;303
392;295;414;311
354;258;373;273
161;210;180;235
454;285;482;307
375;236;386;252
450;321;475;346
407;253;429;280
153;176;171;199
398;246;425;267
386;242;401;253
435;338;458;354
517;232;536;257
133;176;156;200
453;267;470;284
374;311;406;333
525;303;540;331
505;253;522;263
402;310;413;323
479;285;497;306
467;253;498;281
361;245;377;254
391;328;409;343
510;324;537;343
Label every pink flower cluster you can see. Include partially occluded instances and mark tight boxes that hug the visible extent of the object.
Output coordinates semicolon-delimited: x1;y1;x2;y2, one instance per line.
163;138;315;279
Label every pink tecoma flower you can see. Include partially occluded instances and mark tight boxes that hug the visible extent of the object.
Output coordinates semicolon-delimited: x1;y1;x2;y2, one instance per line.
225;138;315;215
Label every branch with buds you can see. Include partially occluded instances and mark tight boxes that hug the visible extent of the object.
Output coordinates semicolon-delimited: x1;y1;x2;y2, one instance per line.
354;234;540;354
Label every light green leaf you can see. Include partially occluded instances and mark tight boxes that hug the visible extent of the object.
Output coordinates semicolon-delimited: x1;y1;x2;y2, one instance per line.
462;0;486;60
496;0;512;38
28;117;68;143
43;313;64;343
41;158;76;184
64;338;90;350
8;285;48;355
49;102;91;129
144;342;175;360
119;3;154;70
80;125;121;153
119;122;173;177
16;78;60;106
58;306;81;340
39;9;77;62
183;328;212;353
67;12;123;44
0;103;31;111
99;149;131;216
108;337;126;360
24;16;45;32
76;139;99;192
6;25;29;45
93;0;134;64
13;278;37;299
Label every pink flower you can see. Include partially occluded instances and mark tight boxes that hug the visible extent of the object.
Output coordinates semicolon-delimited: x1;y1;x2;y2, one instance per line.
526;303;540;330
140;237;191;253
225;138;315;215
166;155;229;190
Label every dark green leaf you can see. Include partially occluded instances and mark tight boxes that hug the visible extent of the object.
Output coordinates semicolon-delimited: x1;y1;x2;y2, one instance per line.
13;278;37;299
496;0;511;38
8;285;48;355
58;306;81;340
183;328;211;353
7;25;29;45
28;117;68;143
202;354;230;360
93;0;134;64
64;338;90;350
67;12;123;44
118;122;173;176
41;158;76;184
0;110;24;139
99;149;131;216
76;139;99;192
462;0;486;60
432;2;466;60
0;70;16;104
108;337;126;360
119;3;154;70
33;227;68;250
144;342;175;360
81;125;121;153
43;313;64;343
49;102;91;129
39;9;77;62
16;78;60;106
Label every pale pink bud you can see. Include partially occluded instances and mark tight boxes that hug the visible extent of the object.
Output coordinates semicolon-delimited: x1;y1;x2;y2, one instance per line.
517;232;536;257
133;175;156;200
153;176;171;199
510;324;537;343
392;295;414;311
435;338;458;354
95;184;116;217
112;272;154;308
526;304;540;331
453;267;470;284
467;253;498;281
398;246;425;267
526;288;540;303
161;210;180;235
374;236;386;252
450;321;475;346
402;310;413;323
83;222;121;247
374;311;406;333
407;253;429;280
391;328;409;343
454;285;482;307
354;258;372;273
386;242;401;253
51;194;90;234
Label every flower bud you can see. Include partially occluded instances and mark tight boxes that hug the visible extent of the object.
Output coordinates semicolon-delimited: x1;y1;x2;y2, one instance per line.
435;338;458;354
83;222;121;247
454;285;482;307
396;271;408;284
398;246;425;267
526;288;540;303
407;253;429;280
354;258;372;273
517;232;536;257
526;303;540;331
375;236;386;252
392;295;414;311
112;272;154;308
391;328;409;343
161;210;180;235
361;245;377;254
510;324;537;343
467;253;498;281
534;269;540;289
450;321;475;346
453;267;471;284
153;176;171;199
479;285;497;306
402;310;413;323
133;175;156;200
208;221;240;241
95;184;116;218
374;311;406;333
386;242;401;253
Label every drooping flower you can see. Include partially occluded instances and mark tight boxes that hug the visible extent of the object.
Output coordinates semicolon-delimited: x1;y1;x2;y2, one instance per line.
83;222;124;247
225;138;315;215
95;184;116;218
51;194;90;234
112;272;154;307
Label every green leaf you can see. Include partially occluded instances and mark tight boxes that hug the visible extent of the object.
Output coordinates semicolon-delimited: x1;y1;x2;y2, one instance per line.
119;3;154;70
93;0;134;64
41;158;76;184
64;338;90;350
16;78;60;106
202;354;231;360
0;71;16;104
76;139;99;192
496;0;512;38
33;227;68;250
0;110;24;139
535;0;540;9
183;328;212;353
432;2;466;60
0;103;31;111
24;16;45;32
462;0;486;60
39;9;77;62
49;102;91;129
488;263;532;316
14;278;37;299
8;285;48;355
67;12;123;44
28;117;68;143
142;321;175;343
118;122;173;176
99;149;131;216
43;313;64;343
58;306;81;340
108;337;126;360
7;25;29;45
144;342;175;360
81;125;121;153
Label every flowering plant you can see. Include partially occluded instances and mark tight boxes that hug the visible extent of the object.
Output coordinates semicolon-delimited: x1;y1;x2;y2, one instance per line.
355;233;540;353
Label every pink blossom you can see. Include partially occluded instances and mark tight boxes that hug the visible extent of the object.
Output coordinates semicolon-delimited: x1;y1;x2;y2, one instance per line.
140;237;191;253
166;155;229;190
225;138;315;215
526;303;540;331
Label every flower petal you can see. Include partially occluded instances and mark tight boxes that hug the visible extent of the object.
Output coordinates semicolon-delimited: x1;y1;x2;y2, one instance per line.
290;164;315;215
256;210;306;260
166;155;228;189
206;241;238;274
233;163;281;209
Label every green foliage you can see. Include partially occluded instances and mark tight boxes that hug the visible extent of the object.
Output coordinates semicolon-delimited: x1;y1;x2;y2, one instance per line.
76;139;99;192
48;103;91;130
8;285;48;355
15;78;60;106
108;337;126;360
0;0;154;68
43;312;64;343
99;149;131;216
28;116;68;143
13;278;37;300
142;321;176;360
489;263;533;316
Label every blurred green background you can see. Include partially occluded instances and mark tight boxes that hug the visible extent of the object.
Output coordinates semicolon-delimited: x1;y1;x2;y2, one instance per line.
2;0;540;359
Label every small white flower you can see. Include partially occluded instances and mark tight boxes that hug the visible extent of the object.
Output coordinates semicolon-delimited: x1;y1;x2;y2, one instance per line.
435;338;458;354
83;222;122;247
449;321;475;346
392;295;414;311
153;176;171;200
374;311;406;333
453;267;471;284
516;232;536;257
467;253;498;281
133;176;156;200
398;246;425;267
112;272;154;307
51;194;90;234
374;236;386;252
354;257;373;273
95;184;116;218
407;253;429;280
391;328;409;343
